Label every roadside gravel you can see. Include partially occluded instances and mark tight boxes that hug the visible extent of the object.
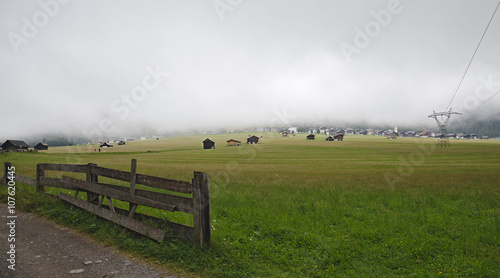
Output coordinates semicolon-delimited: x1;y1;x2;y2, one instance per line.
0;203;184;278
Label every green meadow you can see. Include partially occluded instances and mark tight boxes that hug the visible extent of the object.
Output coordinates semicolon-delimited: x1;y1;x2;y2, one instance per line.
1;133;499;277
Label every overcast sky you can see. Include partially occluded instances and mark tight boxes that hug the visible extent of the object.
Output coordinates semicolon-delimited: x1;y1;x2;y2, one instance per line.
1;0;499;139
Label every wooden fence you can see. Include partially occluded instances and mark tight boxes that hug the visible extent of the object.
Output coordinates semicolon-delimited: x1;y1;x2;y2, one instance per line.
2;160;211;246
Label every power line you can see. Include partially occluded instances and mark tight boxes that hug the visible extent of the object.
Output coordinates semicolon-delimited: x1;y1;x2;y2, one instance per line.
445;0;500;111
472;90;500;111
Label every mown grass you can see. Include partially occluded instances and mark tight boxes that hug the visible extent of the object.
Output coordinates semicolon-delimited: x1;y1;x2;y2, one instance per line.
1;133;499;277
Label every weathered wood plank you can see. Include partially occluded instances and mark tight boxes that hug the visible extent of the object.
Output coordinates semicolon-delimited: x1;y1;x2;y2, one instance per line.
92;165;192;193
92;166;130;182
192;171;211;246
98;183;193;214
40;177;78;190
129;159;137;195
86;163;99;204
107;197;116;213
58;193;166;242
136;174;193;194
38;163;88;173
36;164;45;193
14;174;36;186
62;176;176;212
99;205;194;242
129;159;137;218
3;162;11;185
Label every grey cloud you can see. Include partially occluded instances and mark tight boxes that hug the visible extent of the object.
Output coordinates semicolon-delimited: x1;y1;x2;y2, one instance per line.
1;0;499;140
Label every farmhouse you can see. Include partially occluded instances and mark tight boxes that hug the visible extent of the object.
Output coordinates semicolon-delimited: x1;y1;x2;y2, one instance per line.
226;139;241;146
100;142;113;148
463;134;477;139
203;138;215;149
34;142;49;150
1;140;30;151
288;127;298;134
306;134;315;140
325;136;334;141
405;131;416;137
334;134;344;141
247;135;260;144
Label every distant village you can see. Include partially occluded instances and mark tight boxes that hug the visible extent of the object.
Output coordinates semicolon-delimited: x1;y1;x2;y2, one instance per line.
206;126;491;140
0;126;495;153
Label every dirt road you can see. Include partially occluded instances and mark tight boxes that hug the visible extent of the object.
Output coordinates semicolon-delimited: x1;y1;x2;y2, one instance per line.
0;203;183;278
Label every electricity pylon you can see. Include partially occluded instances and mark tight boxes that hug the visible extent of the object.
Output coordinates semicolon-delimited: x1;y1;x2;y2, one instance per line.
428;109;462;148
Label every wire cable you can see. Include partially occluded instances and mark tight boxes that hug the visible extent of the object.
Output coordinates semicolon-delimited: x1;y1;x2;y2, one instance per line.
445;0;500;111
472;90;500;111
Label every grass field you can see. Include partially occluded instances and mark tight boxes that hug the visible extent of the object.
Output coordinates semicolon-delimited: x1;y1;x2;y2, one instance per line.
1;133;499;277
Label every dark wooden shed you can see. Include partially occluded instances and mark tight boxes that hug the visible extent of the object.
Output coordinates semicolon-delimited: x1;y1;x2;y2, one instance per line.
34;142;48;150
203;138;215;149
226;139;241;146
334;134;344;141
306;134;315;140
1;140;30;150
247;135;260;144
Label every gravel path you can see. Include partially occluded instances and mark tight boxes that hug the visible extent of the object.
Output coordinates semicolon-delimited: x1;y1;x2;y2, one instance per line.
0;203;184;278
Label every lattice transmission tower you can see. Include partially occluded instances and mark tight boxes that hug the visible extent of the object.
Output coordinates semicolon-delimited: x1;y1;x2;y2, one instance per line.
428;109;462;148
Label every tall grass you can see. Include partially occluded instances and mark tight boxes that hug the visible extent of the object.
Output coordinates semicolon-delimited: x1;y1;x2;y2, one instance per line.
1;134;499;277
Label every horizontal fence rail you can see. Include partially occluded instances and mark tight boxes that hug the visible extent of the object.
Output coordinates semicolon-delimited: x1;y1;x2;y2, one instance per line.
2;160;210;246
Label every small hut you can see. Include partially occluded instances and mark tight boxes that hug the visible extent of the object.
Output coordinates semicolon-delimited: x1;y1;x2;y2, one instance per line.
306;134;315;140
325;136;334;141
1;140;30;151
34;142;49;150
247;135;260;144
100;142;113;148
334;134;344;141
226;139;241;146
203;138;215;149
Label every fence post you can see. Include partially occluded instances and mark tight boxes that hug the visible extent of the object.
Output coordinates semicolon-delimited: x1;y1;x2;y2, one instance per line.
192;171;211;246
86;163;99;204
3;162;12;185
128;159;138;218
36;164;45;193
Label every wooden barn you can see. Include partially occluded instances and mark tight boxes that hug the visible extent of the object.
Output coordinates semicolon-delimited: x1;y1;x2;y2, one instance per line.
1;140;30;151
247;135;260;144
34;142;48;150
334;134;344;141
325;136;334;141
306;134;315;140
226;139;241;146
100;142;113;148
203;138;215;149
